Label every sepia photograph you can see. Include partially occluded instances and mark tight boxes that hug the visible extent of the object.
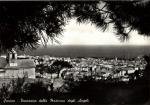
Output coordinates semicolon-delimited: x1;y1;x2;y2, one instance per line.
0;0;150;105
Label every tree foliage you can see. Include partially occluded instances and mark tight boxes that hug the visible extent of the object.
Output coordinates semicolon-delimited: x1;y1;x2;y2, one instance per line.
0;1;150;51
0;1;71;51
52;60;72;68
49;60;72;78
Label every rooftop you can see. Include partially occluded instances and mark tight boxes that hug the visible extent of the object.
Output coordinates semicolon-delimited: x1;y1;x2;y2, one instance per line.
0;57;35;69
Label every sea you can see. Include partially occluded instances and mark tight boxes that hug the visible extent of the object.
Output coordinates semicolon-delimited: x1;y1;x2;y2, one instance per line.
24;45;150;59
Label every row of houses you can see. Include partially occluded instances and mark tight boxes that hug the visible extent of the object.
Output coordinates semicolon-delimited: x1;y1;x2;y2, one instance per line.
58;61;144;82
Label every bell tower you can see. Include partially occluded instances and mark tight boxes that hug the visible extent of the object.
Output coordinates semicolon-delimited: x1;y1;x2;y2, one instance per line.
11;49;17;60
6;48;18;66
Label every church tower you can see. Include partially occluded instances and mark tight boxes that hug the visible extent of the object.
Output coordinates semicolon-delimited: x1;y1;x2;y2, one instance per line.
6;48;18;66
11;49;17;60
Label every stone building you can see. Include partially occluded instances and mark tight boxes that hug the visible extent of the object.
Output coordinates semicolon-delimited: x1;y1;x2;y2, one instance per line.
0;49;35;78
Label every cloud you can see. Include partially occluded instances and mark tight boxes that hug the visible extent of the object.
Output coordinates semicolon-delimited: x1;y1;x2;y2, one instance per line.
58;19;150;45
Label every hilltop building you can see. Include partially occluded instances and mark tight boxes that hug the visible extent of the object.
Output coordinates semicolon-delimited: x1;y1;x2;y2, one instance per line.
0;49;35;78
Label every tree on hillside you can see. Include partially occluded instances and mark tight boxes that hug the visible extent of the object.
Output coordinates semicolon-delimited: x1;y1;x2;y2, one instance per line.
50;60;72;78
47;65;57;79
52;60;72;68
35;64;46;75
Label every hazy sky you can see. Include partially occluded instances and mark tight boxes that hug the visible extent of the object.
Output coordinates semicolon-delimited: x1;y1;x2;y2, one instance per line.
49;19;150;46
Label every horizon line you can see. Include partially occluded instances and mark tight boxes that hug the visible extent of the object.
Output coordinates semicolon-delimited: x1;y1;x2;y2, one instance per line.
38;44;150;47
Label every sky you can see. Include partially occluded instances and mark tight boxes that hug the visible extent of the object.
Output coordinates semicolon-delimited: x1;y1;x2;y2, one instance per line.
48;19;150;46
